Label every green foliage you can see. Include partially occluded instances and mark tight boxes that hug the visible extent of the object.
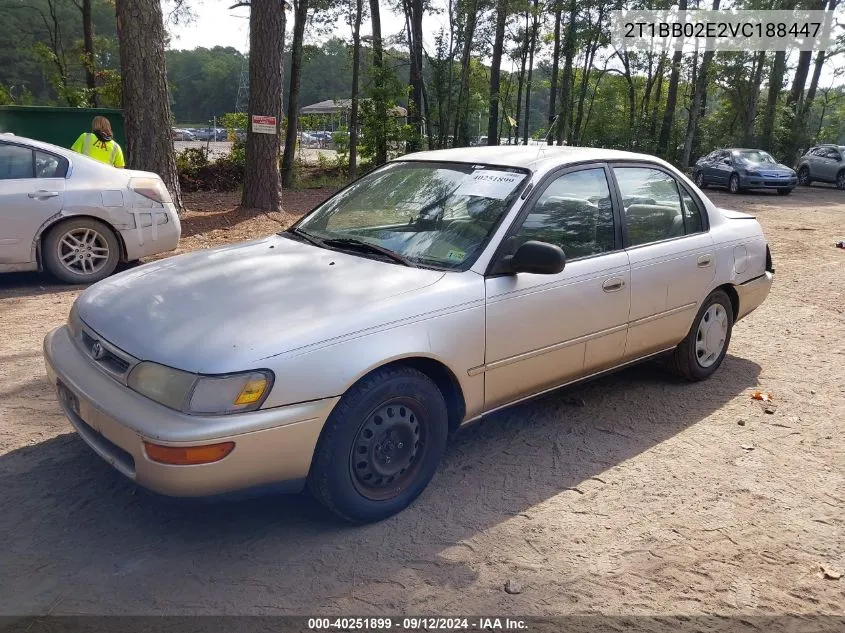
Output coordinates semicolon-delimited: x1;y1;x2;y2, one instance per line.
177;146;244;192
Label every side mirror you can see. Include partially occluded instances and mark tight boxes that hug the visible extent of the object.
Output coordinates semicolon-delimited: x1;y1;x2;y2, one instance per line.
722;157;732;165
501;240;566;275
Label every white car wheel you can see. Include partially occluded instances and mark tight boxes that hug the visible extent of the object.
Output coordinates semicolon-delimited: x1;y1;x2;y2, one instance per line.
43;218;120;284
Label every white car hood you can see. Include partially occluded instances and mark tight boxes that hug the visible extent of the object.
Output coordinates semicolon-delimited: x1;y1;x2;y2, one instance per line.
75;234;445;373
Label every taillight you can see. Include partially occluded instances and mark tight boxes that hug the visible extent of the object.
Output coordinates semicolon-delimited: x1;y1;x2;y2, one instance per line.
129;178;172;204
765;245;774;273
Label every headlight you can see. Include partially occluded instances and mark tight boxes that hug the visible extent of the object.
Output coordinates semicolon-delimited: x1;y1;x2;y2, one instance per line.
127;362;273;414
743;169;760;176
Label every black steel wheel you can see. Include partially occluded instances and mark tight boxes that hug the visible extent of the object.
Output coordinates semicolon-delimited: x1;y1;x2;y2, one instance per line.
308;366;449;523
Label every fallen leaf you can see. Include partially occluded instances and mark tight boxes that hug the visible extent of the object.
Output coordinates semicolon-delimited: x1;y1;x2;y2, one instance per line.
818;565;842;580
751;391;774;402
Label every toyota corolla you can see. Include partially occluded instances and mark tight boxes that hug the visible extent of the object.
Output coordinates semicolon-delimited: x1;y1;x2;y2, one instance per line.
43;147;773;522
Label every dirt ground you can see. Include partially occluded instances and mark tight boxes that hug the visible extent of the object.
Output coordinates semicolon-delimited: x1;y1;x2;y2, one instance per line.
0;184;843;621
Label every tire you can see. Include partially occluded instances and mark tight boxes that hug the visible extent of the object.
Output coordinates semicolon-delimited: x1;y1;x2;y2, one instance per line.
777;188;792;196
694;170;707;188
837;171;845;190
668;290;734;381
42;218;120;284
798;166;811;186
729;173;741;194
308;366;449;523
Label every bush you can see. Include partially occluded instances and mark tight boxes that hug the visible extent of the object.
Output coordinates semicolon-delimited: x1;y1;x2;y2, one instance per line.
177;147;243;192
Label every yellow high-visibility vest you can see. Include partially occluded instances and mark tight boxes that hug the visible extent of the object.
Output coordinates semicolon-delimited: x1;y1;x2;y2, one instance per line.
71;133;125;167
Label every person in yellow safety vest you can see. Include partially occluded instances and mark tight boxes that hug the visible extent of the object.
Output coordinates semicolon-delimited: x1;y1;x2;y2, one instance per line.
71;116;125;168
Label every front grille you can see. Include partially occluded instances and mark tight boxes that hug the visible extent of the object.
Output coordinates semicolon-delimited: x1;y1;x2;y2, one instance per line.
80;331;131;375
71;317;138;383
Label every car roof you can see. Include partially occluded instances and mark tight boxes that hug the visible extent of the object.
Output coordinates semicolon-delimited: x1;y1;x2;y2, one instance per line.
399;145;670;173
0;133;74;158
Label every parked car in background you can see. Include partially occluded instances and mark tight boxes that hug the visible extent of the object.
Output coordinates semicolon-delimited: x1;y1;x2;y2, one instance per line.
44;146;773;522
796;144;845;189
172;128;196;141
0;134;180;283
693;148;797;195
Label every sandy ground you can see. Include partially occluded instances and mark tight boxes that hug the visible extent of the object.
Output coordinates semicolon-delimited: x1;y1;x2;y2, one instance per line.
0;184;843;621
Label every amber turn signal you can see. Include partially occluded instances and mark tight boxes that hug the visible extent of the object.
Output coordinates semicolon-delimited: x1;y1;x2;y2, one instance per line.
144;441;235;465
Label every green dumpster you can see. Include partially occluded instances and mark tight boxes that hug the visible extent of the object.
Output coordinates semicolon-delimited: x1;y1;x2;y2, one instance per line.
0;106;125;150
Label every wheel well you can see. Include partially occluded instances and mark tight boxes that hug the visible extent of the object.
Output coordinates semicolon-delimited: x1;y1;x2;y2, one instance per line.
374;357;466;432
39;215;127;262
716;283;740;321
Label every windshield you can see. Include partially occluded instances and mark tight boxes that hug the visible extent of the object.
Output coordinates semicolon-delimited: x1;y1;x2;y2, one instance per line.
293;161;527;269
735;150;776;164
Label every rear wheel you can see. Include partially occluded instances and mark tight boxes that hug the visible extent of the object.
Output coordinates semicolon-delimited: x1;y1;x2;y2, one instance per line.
777;188;793;196
729;174;741;194
308;366;449;523
668;290;734;381
798;166;811;186
42;218;120;284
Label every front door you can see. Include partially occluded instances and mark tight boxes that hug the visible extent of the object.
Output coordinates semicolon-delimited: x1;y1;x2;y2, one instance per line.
483;165;631;410
0;142;66;264
610;165;716;359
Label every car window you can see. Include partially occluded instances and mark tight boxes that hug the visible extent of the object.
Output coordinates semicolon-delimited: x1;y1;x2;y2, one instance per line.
510;168;615;260
829;148;843;160
680;189;704;234
0;143;34;180
614;166;686;246
35;150;65;178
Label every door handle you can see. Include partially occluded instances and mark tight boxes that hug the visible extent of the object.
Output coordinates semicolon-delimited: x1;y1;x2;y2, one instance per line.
697;254;713;267
28;190;59;199
602;277;625;292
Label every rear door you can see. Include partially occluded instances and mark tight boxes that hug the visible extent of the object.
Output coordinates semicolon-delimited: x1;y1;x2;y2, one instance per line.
0;142;67;264
610;164;715;359
819;147;843;181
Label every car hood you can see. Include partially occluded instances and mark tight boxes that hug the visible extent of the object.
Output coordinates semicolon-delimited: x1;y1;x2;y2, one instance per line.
75;235;445;373
741;161;794;173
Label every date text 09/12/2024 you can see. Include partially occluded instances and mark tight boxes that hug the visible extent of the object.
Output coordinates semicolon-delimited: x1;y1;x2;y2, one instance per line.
307;617;528;630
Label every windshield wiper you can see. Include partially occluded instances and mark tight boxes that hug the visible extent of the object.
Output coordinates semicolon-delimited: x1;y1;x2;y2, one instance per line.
286;227;325;248
321;237;417;267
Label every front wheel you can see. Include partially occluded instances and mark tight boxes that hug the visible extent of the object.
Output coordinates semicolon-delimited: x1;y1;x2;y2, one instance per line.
694;170;707;188
798;167;811;186
729;173;741;194
837;171;845;190
308;366;449;523
668;290;734;381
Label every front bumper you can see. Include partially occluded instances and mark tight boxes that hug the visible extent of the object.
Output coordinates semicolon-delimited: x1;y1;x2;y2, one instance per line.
735;271;774;321
739;175;797;189
43;325;338;498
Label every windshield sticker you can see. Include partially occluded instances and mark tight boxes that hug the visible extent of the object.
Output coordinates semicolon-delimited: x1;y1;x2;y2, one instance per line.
453;170;523;200
446;249;466;261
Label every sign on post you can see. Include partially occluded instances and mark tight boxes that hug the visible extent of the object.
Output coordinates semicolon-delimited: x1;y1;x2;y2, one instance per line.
251;115;277;135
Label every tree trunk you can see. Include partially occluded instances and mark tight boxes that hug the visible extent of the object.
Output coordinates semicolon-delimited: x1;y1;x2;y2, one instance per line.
403;0;425;152
761;49;786;152
487;0;507;145
348;0;363;180
556;0;577;145
115;0;182;212
656;0;687;158
280;0;308;189
547;4;562;143
513;14;528;145
522;0;539;144
242;0;285;211
453;0;478;146
369;0;388;164
81;0;97;106
802;0;837;116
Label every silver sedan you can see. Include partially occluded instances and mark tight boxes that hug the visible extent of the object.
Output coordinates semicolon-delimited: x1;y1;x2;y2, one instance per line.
43;146;773;522
0;134;180;283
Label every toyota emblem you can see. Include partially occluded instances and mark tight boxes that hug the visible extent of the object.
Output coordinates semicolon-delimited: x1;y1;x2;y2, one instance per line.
91;341;105;360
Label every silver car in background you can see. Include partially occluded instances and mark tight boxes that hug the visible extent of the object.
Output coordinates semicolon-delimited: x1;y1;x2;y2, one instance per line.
796;144;845;189
0;134;181;283
44;147;773;522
